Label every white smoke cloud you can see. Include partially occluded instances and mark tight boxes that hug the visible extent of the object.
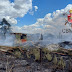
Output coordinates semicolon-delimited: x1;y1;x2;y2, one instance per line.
11;4;72;43
0;1;71;42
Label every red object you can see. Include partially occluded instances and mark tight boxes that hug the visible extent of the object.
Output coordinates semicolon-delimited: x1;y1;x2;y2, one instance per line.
21;39;27;43
68;14;72;23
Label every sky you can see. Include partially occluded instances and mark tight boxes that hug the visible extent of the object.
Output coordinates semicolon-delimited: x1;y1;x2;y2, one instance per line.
0;0;72;35
0;0;72;46
10;0;72;27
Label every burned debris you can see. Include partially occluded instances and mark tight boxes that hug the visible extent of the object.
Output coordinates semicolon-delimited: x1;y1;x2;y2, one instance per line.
0;16;71;72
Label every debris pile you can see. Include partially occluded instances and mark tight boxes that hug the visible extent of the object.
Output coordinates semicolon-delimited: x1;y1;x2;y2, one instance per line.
0;45;72;72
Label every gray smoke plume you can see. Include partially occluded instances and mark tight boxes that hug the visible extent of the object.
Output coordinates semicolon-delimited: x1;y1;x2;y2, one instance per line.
0;33;15;46
0;18;15;46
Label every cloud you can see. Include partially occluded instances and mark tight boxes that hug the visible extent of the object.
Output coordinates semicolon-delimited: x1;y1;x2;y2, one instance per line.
29;6;38;15
34;6;38;11
0;0;72;38
0;0;34;24
18;4;72;35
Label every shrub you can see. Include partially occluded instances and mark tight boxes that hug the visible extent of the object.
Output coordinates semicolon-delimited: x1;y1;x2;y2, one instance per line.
26;51;31;59
34;52;40;61
58;57;66;69
53;55;57;65
46;53;52;61
13;50;22;58
32;48;40;61
42;48;49;54
57;48;62;52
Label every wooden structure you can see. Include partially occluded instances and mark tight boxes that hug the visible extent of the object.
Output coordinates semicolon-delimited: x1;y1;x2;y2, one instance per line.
11;33;27;43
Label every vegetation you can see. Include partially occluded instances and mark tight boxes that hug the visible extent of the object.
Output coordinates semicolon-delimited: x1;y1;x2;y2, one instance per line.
53;55;57;65
13;49;22;58
46;53;52;61
57;48;62;52
42;48;49;54
0;43;72;72
58;57;66;69
26;51;31;58
25;48;40;60
32;48;40;61
7;47;71;71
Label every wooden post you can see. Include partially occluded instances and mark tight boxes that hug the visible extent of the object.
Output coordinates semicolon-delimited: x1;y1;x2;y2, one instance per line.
39;48;42;63
39;48;43;72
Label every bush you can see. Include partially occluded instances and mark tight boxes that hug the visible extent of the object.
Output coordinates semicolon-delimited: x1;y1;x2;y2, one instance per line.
53;55;57;65
58;57;66;69
42;48;49;54
13;50;22;58
34;52;40;61
46;53;52;61
32;48;40;61
26;51;31;59
57;48;62;52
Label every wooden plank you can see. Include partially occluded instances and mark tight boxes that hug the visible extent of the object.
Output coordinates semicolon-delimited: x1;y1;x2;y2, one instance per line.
0;46;18;52
52;52;67;56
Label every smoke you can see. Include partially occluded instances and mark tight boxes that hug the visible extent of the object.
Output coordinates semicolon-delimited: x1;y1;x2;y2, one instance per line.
0;33;15;46
0;1;72;48
0;0;38;47
22;33;72;50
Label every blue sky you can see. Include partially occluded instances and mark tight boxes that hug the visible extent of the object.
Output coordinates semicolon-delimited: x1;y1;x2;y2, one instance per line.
10;0;72;27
